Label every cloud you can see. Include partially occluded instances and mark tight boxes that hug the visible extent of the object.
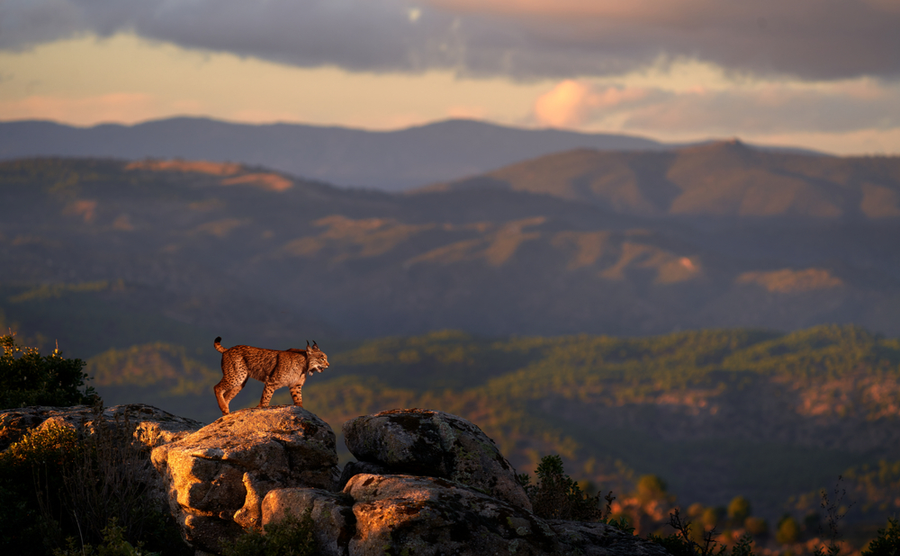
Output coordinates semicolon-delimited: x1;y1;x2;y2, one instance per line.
534;81;655;128
2;0;899;81
531;79;900;135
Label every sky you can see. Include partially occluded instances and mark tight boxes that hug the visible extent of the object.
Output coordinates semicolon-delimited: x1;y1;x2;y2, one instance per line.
2;0;900;155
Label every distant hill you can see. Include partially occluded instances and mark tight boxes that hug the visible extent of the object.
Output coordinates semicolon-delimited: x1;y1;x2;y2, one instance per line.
423;140;900;219
0;118;668;191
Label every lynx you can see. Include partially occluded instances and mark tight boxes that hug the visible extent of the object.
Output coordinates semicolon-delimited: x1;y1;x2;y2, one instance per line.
213;336;329;415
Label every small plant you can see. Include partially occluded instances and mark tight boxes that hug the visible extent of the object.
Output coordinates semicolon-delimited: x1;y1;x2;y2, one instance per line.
813;476;854;556
53;517;159;556
649;508;757;556
222;508;318;556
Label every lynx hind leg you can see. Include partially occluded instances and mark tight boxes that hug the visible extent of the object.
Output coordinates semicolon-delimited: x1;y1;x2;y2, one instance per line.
214;379;233;415
289;383;303;407
214;374;248;416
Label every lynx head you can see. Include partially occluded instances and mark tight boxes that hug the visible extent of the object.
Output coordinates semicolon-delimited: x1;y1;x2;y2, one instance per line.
306;340;329;373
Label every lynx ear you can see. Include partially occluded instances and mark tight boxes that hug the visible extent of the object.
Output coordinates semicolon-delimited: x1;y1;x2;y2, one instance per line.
306;340;310;348
312;340;318;349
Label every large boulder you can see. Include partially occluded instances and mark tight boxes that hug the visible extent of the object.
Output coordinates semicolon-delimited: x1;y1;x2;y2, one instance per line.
261;474;670;556
342;408;532;511
344;473;553;556
151;406;339;554
261;488;356;556
0;403;202;451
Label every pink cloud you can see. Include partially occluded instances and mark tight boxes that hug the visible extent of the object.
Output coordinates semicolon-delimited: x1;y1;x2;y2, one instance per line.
532;79;900;135
533;81;653;127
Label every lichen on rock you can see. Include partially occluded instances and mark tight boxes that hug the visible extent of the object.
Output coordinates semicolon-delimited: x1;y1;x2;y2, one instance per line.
342;408;532;511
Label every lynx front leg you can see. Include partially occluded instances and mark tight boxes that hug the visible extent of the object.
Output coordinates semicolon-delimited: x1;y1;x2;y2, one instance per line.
289;383;304;407
258;382;277;408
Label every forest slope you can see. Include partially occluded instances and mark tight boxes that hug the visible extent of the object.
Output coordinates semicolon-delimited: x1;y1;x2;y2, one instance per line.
1;156;899;341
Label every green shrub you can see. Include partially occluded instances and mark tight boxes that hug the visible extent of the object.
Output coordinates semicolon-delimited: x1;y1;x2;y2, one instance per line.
518;454;605;522
0;334;98;409
222;508;318;556
861;518;900;556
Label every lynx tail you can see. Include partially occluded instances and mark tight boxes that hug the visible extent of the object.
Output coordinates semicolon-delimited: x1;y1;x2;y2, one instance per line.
214;336;227;353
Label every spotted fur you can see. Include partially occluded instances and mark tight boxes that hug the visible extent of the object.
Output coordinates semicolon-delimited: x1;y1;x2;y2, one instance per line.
212;336;329;415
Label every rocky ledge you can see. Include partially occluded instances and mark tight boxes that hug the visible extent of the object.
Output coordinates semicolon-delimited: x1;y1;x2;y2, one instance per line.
2;404;670;555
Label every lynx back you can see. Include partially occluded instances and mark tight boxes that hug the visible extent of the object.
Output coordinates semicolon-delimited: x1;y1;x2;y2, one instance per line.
213;337;330;415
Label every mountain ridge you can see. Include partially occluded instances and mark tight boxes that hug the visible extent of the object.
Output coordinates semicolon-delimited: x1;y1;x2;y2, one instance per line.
420;140;900;220
0;117;821;192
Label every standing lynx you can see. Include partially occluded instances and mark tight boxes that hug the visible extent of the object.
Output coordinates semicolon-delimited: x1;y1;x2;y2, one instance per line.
213;336;329;415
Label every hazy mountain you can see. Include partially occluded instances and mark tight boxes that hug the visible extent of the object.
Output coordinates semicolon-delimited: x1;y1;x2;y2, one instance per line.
0;118;668;191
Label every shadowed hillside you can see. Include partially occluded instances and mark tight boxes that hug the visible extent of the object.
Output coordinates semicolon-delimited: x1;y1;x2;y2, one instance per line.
2;155;899;342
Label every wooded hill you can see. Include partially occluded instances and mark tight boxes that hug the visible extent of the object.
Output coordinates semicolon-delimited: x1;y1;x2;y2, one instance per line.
1;150;899;343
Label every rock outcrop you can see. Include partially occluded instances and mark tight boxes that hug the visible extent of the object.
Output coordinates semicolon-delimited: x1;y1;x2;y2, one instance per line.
3;404;669;555
150;406;339;554
0;403;202;451
258;408;669;556
342;408;532;511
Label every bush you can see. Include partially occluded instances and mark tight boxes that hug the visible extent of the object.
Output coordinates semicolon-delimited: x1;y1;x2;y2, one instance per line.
0;422;78;554
0;334;98;409
0;406;188;556
222;508;318;556
518;454;606;522
58;407;171;548
861;518;900;556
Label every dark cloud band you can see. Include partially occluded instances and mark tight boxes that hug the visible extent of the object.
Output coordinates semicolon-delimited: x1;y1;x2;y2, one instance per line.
2;0;899;81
